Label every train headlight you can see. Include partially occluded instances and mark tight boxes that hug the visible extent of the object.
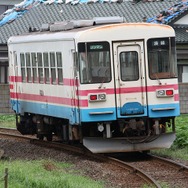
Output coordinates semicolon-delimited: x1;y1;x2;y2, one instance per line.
156;89;174;98
89;93;106;102
98;94;106;100
157;90;165;96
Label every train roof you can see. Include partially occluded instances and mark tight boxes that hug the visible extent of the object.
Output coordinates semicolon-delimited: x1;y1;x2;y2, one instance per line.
8;18;175;45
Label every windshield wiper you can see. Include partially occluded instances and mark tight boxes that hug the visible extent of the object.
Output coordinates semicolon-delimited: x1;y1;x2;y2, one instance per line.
154;73;162;85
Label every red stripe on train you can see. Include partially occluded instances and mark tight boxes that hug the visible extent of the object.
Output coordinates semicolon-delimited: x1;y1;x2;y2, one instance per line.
10;92;88;107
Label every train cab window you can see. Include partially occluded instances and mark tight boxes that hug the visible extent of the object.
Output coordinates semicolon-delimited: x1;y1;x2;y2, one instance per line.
120;51;139;81
78;42;111;84
148;37;177;79
31;53;38;83
56;52;63;85
26;53;32;83
50;52;56;85
37;53;44;84
20;53;26;82
43;53;50;84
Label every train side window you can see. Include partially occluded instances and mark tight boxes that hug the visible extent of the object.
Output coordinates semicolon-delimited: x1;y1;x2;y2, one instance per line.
120;51;139;81
56;52;63;85
37;53;44;84
26;53;32;83
31;53;38;83
43;52;50;84
50;52;56;85
20;53;26;82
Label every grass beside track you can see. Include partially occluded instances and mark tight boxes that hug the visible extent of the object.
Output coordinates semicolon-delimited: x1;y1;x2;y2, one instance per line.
0;160;104;188
0;115;105;188
0;114;16;128
152;114;188;161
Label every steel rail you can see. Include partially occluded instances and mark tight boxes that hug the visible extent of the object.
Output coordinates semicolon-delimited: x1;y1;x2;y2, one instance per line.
148;154;188;174
0;131;32;140
0;128;17;131
107;157;161;188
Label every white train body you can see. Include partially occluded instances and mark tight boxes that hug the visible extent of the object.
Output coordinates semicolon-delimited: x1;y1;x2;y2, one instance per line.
8;20;180;153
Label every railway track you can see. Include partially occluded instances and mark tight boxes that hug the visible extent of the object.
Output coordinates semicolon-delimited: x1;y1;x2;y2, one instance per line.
112;152;188;188
146;154;188;187
149;154;188;174
30;139;160;187
0;128;188;187
0;127;32;140
0;128;158;187
27;139;188;188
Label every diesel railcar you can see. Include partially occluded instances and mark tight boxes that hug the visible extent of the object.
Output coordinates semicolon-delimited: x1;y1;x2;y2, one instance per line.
8;18;180;153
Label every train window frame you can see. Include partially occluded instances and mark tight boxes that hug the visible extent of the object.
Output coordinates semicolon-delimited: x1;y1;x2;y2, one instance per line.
78;41;111;84
20;53;26;82
120;51;139;81
43;52;50;84
56;52;63;85
37;52;44;84
147;37;177;80
31;53;38;83
50;52;57;85
26;53;32;83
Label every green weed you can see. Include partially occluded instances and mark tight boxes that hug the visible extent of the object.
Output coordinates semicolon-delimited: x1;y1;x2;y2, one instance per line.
0;159;104;188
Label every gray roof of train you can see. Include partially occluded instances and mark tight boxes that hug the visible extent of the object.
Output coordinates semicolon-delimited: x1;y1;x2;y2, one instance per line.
0;0;188;44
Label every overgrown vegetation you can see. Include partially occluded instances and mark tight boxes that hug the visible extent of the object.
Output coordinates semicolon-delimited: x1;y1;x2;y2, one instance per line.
0;114;16;128
174;114;188;148
152;114;188;160
0;159;104;188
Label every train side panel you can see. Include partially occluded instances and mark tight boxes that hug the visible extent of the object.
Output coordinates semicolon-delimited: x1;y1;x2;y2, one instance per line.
9;39;80;125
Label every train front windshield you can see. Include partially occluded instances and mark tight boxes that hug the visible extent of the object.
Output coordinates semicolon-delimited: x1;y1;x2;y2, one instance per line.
78;42;111;84
147;37;177;79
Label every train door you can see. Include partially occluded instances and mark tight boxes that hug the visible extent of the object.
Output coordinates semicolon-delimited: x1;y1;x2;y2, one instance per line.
10;51;19;113
72;49;80;124
113;41;147;117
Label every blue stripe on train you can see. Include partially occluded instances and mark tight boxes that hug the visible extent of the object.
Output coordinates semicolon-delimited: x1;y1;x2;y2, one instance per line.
11;100;79;124
11;100;180;124
148;103;180;118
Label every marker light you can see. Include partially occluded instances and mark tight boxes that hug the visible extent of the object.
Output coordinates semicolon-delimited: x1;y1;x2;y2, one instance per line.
156;89;174;98
90;95;97;101
166;89;173;96
89;93;106;102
